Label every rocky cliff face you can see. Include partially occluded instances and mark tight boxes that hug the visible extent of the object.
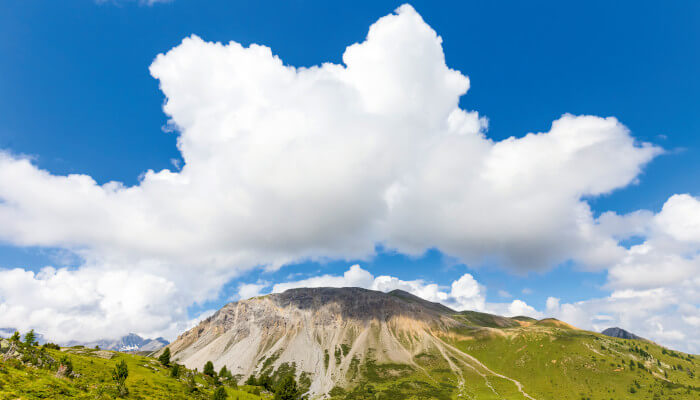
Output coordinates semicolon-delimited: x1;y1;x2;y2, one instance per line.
165;287;537;398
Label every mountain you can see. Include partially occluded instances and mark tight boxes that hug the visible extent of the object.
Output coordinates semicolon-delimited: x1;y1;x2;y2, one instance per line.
162;287;700;399
601;326;645;341
69;333;169;352
1;328;168;353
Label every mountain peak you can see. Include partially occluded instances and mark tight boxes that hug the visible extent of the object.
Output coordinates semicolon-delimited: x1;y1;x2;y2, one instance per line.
601;327;645;341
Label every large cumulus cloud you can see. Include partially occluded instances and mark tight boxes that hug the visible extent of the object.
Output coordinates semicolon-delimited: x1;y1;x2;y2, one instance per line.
0;5;692;346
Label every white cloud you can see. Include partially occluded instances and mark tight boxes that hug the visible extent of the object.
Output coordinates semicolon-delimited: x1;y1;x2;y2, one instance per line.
237;282;269;300
0;266;189;343
568;195;700;353
507;300;543;318
0;4;691;347
544;287;699;353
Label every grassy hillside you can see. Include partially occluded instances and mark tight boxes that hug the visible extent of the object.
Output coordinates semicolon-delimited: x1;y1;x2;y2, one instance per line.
326;322;698;400
2;318;698;399
0;340;270;400
446;324;699;400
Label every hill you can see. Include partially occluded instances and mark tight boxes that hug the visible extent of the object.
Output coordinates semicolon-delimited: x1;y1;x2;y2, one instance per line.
162;287;699;399
0;338;268;399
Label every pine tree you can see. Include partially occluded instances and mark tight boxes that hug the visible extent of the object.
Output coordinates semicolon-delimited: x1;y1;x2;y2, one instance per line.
245;375;257;386
112;359;129;397
23;329;37;346
10;331;20;342
274;375;301;400
159;347;171;366
219;365;234;383
203;360;216;377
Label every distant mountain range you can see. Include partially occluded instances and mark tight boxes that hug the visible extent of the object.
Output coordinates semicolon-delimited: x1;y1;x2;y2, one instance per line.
65;333;169;352
601;326;646;341
0;328;168;353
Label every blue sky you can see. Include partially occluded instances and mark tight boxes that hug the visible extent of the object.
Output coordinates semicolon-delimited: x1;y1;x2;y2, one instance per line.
0;1;698;352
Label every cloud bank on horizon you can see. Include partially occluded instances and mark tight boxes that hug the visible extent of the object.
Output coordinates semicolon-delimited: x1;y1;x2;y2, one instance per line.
0;5;697;352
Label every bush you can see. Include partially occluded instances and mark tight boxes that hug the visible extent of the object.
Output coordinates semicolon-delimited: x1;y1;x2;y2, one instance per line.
213;386;228;400
170;363;181;378
186;373;198;393
42;343;61;350
59;356;73;376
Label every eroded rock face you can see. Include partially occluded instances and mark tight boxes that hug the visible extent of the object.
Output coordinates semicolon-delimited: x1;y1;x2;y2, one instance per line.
165;288;465;396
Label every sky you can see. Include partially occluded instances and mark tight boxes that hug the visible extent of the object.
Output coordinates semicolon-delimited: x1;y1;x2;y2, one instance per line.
0;1;698;353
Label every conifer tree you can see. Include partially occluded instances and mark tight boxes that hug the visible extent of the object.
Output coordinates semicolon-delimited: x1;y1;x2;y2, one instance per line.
203;360;216;377
159;347;171;366
112;359;129;397
274;375;301;400
23;329;37;346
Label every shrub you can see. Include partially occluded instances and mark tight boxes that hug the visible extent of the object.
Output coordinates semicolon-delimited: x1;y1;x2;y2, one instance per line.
170;363;181;378
213;386;228;400
186;373;198;393
59;356;73;376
